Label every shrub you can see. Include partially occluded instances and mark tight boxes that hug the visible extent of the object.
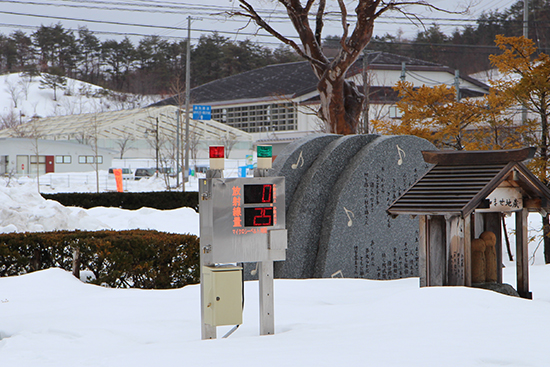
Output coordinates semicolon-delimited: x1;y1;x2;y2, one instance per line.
0;230;200;289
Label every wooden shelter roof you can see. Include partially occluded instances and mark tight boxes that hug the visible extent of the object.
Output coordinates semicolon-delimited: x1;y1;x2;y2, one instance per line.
388;147;550;217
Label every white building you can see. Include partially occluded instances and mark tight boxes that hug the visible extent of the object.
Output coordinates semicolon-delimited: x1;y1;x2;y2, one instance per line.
0;105;254;172
0;138;116;175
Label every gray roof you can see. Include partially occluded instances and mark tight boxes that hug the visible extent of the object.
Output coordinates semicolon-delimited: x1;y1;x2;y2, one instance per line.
387;148;550;217
152;51;474;107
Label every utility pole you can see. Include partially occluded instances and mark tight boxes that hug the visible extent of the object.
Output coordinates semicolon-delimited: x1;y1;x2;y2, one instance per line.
454;70;461;102
521;0;529;124
184;15;191;192
155;117;159;177
362;50;370;134
176;109;180;188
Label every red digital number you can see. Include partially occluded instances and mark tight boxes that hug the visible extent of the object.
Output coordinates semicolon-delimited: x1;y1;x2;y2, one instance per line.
252;207;273;226
262;184;272;203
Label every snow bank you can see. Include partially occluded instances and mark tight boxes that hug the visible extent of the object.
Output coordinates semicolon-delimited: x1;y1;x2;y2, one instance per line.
0;181;199;235
1;267;550;367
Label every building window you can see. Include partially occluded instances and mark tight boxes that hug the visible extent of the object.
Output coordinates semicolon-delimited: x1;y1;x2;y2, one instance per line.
79;155;101;164
56;155;71;164
389;105;403;119
30;155;46;164
212;102;297;133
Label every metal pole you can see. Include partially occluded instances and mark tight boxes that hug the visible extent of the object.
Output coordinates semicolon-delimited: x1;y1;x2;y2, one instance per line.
254;167;275;336
523;0;529;38
156;117;159;177
454;70;461;102
522;0;529;123
362;50;370;134
184;16;191;192
176;109;180;188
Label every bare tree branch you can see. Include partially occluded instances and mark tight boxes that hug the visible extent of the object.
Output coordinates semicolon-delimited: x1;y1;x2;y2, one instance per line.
337;0;350;53
314;0;326;46
304;0;315;13
233;1;325;68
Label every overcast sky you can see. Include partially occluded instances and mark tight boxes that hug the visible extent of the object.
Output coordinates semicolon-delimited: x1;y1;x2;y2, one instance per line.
0;0;518;46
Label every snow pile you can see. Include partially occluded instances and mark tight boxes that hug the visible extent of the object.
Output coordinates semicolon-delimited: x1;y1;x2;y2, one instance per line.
1;173;550;366
0;181;199;235
1;266;550;367
1;72;159;123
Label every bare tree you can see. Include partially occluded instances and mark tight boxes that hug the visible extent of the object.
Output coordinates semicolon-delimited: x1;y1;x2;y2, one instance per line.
218;132;239;159
115;129;135;159
168;73;186;190
18;72;33;100
27;118;44;192
5;76;23;108
0;109;22;131
78;113;103;192
232;0;454;134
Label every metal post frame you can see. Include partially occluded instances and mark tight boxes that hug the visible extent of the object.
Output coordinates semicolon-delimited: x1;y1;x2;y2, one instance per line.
255;166;275;336
516;208;532;299
259;260;275;335
200;169;222;340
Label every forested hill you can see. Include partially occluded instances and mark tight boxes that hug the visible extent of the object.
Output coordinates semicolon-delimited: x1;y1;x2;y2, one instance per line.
1;0;548;96
0;29;302;97
362;0;550;75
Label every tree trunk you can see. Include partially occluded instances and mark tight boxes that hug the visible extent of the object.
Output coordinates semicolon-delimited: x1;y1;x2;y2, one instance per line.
318;76;364;134
544;213;550;264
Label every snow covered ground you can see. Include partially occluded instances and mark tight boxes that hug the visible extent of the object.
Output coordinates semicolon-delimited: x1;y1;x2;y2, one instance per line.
1;175;550;366
1;72;158;124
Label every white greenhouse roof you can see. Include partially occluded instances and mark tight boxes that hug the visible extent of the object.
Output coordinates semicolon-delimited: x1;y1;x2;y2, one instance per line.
0;106;252;142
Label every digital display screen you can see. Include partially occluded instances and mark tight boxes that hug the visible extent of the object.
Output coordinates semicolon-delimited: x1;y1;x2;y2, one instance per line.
244;184;273;204
244;207;274;227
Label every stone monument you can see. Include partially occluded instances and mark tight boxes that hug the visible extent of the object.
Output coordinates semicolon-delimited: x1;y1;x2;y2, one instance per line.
271;134;435;280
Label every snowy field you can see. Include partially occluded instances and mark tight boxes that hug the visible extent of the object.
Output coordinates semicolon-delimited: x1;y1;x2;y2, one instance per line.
1;174;550;366
1;72;158;122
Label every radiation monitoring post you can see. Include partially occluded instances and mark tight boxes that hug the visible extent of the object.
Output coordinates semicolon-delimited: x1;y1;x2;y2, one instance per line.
199;145;287;340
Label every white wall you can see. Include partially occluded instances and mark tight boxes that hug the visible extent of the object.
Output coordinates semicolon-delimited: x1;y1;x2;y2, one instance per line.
0;138;115;175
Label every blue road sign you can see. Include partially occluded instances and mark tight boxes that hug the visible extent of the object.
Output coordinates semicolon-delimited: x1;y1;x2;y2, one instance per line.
193;105;211;120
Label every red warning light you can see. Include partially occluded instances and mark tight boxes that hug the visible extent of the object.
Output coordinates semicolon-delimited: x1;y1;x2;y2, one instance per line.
209;146;224;159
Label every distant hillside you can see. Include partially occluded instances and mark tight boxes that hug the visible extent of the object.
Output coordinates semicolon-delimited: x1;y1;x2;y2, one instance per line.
0;72;159;129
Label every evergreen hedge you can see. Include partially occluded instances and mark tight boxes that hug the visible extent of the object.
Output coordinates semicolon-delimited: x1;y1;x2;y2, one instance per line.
0;230;200;289
41;191;199;212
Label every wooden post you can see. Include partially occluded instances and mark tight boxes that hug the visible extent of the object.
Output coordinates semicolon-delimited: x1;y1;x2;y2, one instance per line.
447;215;465;286
418;216;428;287
428;215;446;286
464;214;472;287
515;208;532;299
484;212;503;284
72;247;80;279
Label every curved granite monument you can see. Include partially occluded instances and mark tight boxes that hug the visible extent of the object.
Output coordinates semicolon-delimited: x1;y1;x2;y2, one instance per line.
275;134;379;279
271;134;435;280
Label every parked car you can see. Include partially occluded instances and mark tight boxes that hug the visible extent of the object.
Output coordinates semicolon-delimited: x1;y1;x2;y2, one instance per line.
108;167;133;180
134;168;155;180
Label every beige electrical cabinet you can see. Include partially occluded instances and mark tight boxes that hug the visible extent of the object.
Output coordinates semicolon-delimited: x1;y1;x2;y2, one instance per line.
202;265;243;327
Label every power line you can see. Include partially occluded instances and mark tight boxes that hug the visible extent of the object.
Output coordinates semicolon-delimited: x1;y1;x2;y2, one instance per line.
4;0;548;27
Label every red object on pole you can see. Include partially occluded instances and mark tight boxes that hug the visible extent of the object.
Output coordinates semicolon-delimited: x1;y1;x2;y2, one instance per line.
209;146;224;159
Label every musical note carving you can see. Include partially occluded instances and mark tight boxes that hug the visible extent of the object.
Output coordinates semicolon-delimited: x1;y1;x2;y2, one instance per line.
396;145;406;165
291;151;304;169
343;206;355;227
